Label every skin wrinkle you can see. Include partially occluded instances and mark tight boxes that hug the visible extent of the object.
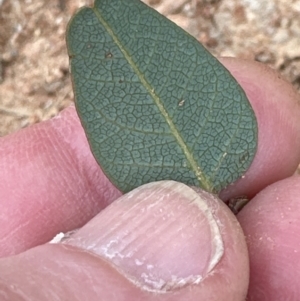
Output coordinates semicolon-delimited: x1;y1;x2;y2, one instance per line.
26;131;68;203
0;219;31;249
50;114;119;212
34;144;81;222
51;108;122;208
2;179;63;247
0;284;27;301
46;130;84;200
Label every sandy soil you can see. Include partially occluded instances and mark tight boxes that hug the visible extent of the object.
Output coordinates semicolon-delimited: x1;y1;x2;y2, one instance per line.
0;0;300;136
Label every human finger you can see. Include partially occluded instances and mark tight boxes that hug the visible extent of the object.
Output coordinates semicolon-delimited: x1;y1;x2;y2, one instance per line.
219;58;300;201
0;181;249;301
0;106;121;257
237;175;300;300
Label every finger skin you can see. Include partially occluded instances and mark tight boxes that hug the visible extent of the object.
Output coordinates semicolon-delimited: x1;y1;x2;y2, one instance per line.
238;175;300;300
1;58;300;256
219;58;300;201
0;183;249;301
0;107;121;257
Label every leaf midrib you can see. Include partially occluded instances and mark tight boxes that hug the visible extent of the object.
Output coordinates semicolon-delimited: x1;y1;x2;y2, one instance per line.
92;7;212;192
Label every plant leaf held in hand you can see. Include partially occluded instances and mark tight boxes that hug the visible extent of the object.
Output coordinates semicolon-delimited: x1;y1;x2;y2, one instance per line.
66;0;258;193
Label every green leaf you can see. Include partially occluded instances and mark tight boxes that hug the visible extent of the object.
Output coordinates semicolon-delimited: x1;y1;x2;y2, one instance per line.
66;0;258;193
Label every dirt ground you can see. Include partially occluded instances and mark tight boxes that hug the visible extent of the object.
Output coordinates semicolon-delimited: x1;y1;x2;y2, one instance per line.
0;0;300;137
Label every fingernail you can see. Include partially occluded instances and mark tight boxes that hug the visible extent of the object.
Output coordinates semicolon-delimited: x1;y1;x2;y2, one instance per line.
63;181;224;292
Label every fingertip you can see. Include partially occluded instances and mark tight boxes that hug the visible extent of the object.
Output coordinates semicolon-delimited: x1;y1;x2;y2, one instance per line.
219;58;300;200
63;181;249;300
237;175;300;300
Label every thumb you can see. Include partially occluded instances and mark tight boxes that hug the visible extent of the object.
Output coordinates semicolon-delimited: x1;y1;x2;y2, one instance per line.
0;181;248;301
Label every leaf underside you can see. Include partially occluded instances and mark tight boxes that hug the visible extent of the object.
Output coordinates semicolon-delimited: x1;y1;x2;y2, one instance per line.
66;0;258;193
